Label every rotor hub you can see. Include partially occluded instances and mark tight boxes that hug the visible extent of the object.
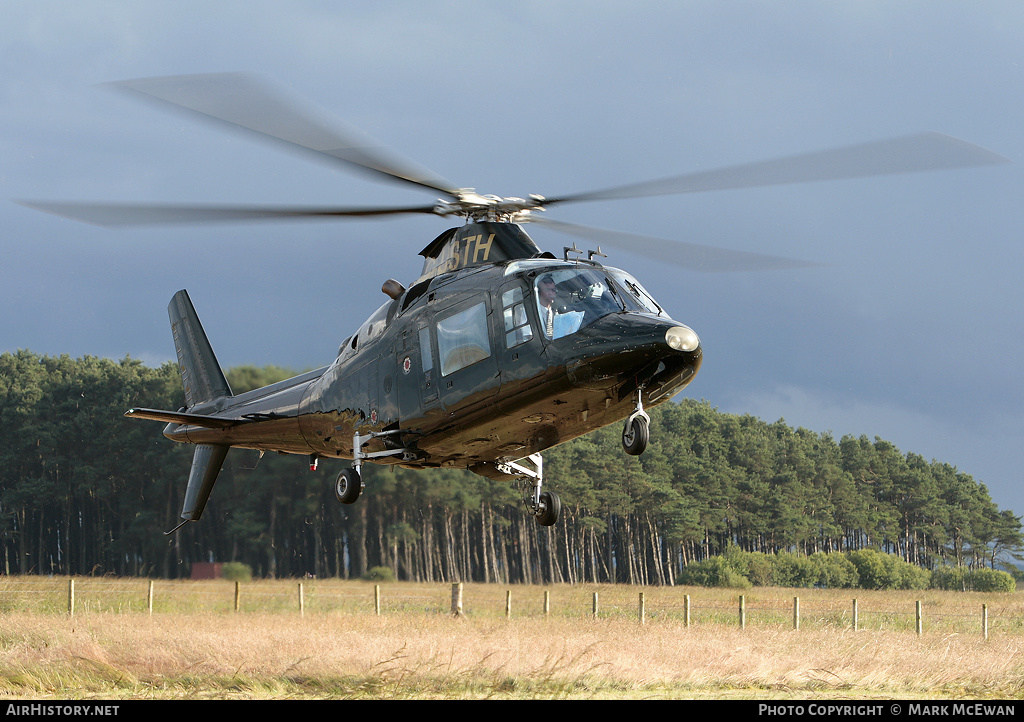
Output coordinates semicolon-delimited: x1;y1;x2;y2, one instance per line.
434;191;547;223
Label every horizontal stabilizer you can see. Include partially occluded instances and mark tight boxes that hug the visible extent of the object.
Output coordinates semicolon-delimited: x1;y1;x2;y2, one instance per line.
125;407;243;429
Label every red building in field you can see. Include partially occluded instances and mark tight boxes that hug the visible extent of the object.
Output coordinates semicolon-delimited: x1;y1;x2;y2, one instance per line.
190;562;223;579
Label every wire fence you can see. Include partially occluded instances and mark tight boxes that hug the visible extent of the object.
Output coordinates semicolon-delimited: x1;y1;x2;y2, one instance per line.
1;576;1021;638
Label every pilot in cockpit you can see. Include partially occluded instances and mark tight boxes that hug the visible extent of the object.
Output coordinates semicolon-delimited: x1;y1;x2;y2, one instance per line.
536;273;585;340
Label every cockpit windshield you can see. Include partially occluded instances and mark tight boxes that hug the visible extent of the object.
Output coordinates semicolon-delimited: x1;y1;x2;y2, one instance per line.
605;268;663;316
502;260;667;342
533;267;624;340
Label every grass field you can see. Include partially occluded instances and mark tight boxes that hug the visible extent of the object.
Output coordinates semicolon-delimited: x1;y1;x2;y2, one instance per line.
1;577;1023;699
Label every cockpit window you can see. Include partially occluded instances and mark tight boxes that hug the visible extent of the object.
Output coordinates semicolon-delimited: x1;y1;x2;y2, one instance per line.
534;268;623;340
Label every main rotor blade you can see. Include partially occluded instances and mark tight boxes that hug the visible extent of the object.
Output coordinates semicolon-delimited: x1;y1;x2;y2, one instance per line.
543;133;1009;205
16;200;439;228
532;216;819;272
109;73;462;198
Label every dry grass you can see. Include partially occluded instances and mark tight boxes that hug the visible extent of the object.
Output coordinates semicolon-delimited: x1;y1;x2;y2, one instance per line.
2;579;1024;699
1;612;1023;699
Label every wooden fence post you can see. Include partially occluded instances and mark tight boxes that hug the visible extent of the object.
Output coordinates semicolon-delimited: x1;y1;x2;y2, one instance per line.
592;592;599;619
544;590;550;616
506;589;512;618
234;581;240;612
375;584;381;615
916;600;923;635
739;595;745;629
148;580;154;615
451;582;463;617
684;594;690;627
298;582;304;616
638;592;646;625
793;596;800;630
852;598;858;631
67;578;74;617
983;604;989;640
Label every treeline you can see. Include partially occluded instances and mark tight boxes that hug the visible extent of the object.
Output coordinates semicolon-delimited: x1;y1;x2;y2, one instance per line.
677;546;1016;592
1;351;1020;584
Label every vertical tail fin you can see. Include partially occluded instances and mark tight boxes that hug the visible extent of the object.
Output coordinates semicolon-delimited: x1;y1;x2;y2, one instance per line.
166;290;233;531
166;443;231;534
168;289;232;406
182;444;230;520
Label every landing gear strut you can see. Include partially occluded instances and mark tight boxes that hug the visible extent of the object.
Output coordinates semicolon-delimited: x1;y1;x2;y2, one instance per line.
333;428;415;506
622;390;650;456
497;453;561;526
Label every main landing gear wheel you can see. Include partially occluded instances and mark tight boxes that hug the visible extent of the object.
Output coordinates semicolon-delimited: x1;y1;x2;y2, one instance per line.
501;453;561;527
536;490;561;527
335;467;362;504
622;415;649;456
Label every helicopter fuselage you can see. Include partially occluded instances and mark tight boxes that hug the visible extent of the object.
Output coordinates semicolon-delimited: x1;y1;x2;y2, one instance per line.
163;252;702;478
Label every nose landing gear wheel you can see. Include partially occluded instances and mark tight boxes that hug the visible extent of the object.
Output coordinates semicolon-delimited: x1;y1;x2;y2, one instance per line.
536;490;561;527
335;467;362;504
622;416;649;456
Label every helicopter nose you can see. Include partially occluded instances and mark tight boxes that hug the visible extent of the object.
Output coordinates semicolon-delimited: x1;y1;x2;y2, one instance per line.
564;314;702;395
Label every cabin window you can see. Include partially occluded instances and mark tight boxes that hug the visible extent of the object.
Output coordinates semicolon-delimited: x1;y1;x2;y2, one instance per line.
501;287;533;348
436;301;491;376
418;326;433;373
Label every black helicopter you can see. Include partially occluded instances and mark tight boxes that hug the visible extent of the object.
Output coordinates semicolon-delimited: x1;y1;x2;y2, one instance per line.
20;73;1007;531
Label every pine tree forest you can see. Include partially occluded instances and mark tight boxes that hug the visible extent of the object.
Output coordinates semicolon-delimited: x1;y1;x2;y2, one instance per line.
1;350;1020;583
